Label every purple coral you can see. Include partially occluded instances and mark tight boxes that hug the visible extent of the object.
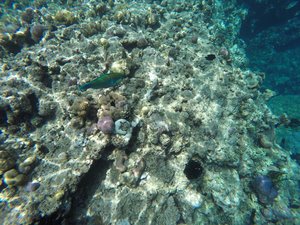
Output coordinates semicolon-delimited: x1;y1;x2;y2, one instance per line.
97;116;114;134
252;175;278;204
25;182;40;192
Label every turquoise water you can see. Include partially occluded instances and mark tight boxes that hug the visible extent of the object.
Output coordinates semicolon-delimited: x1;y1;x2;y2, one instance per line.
240;0;300;166
1;1;300;224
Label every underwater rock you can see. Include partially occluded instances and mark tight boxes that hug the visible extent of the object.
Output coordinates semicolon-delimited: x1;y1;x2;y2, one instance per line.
54;10;77;26
159;133;171;147
97;116;114;134
110;60;130;75
190;35;198;44
252;175;278;205
117;155;146;187
86;123;99;136
80;21;105;37
219;47;231;62
114;149;128;173
30;24;45;42
3;169;26;187
18;155;36;174
106;25;127;37
146;8;159;27
262;205;294;222
3;91;38;125
132;159;145;180
121;35;149;51
99;37;109;49
259;134;273;148
204;169;242;213
57;152;69;163
116;219;130;225
21;8;35;24
0;150;15;175
38;99;57;118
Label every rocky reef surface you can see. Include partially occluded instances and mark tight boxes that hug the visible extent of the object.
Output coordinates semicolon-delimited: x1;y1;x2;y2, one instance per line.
0;0;299;224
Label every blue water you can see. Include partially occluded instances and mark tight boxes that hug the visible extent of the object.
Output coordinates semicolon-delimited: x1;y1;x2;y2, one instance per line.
240;0;300;163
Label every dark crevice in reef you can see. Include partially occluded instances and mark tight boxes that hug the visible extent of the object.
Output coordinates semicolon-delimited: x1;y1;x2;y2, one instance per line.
0;107;8;126
184;159;203;180
37;145;114;225
125;125;141;155
65;145;114;224
38;211;65;225
36;65;53;88
27;92;39;115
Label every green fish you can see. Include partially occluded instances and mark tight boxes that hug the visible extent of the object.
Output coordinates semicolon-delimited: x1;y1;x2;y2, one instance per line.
79;72;125;91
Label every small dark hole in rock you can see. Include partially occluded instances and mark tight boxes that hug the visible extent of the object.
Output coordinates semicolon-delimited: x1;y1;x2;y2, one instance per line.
184;160;203;180
205;54;216;61
0;108;8;125
27;92;39;113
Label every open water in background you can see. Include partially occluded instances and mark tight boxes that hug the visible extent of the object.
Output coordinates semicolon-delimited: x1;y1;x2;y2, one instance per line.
239;0;300;163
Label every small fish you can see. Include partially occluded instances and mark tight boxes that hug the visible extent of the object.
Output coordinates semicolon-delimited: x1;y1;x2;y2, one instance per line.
79;72;125;91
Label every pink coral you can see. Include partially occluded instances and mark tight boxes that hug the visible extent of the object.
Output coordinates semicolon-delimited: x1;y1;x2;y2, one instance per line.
97;116;114;134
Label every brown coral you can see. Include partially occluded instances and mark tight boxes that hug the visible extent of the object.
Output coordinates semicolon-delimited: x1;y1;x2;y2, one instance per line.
97;92;129;120
0;150;15;175
71;97;90;118
54;10;77;26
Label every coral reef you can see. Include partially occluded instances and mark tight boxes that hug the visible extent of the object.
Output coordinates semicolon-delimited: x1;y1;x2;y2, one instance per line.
0;0;299;224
